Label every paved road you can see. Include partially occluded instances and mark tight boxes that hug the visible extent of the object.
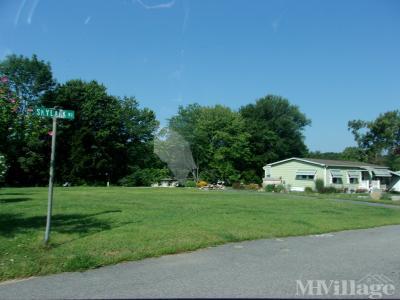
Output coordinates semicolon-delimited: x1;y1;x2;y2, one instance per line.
1;225;400;299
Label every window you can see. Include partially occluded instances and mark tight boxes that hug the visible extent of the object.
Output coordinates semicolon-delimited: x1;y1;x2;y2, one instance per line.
347;171;360;184
349;177;359;184
295;170;316;180
330;170;343;184
332;177;343;184
295;174;315;180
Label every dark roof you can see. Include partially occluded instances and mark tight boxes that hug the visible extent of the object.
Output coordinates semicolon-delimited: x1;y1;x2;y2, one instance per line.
301;158;388;168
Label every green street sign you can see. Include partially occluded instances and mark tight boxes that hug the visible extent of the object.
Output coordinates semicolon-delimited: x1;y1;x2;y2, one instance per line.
35;107;75;120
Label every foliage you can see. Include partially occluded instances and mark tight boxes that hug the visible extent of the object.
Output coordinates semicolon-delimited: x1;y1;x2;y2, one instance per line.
304;187;313;193
305;151;342;160
321;186;339;194
265;184;275;192
244;183;260;190
232;182;244;189
241;170;261;184
239;95;311;177
118;168;169;187
185;180;196;188
196;180;208;188
43;80;160;185
348;110;400;169
307;147;366;162
169;104;250;184
0;154;6;184
315;179;324;193
0;60;52;186
274;184;285;193
0;54;55;106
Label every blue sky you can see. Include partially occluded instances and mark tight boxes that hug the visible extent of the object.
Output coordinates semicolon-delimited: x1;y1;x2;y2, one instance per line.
1;0;399;152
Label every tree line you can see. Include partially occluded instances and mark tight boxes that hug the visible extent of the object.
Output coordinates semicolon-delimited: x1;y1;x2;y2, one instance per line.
0;54;399;187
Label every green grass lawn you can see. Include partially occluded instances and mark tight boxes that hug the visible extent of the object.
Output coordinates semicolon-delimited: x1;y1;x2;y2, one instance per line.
1;187;400;281
289;191;400;206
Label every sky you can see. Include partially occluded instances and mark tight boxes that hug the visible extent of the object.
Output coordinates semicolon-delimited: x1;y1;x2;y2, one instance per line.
0;0;399;152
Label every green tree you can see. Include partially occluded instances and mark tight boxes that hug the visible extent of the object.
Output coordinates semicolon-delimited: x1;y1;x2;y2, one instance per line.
341;146;366;162
120;96;160;173
239;95;311;176
44;80;126;184
169;104;250;183
0;54;56;185
44;80;160;185
169;103;203;168
306;151;343;160
306;147;366;162
0;72;50;186
0;54;55;107
348;110;400;169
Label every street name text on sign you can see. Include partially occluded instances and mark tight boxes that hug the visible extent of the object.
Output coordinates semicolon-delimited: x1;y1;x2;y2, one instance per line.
35;107;75;120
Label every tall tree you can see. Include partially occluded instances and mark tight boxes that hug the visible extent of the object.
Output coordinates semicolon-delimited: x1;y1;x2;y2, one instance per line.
43;80;160;185
0;54;55;109
43;80;127;184
348;110;400;169
119;96;160;173
169;103;203;170
169;104;250;183
0;56;53;186
239;95;311;176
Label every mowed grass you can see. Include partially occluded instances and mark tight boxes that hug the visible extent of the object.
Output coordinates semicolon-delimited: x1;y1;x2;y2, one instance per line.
1;187;400;281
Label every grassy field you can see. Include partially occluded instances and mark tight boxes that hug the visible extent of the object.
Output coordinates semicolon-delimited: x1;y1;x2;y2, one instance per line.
1;187;400;281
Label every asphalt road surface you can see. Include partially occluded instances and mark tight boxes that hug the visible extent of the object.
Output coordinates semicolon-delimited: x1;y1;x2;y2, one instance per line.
1;225;400;299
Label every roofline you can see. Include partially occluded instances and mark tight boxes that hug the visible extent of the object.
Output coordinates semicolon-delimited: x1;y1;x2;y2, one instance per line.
264;157;325;168
264;157;390;169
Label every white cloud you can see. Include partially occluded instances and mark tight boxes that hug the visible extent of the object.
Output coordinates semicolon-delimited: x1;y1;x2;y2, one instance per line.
14;0;27;26
27;0;40;25
182;7;190;34
135;0;175;10
84;16;91;25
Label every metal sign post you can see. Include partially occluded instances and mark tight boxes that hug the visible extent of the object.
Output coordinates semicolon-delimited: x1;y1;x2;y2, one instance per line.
32;107;75;245
44;115;57;244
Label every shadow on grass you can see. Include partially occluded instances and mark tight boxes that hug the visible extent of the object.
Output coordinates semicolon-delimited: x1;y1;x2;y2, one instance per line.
0;210;122;237
0;192;30;196
0;197;32;204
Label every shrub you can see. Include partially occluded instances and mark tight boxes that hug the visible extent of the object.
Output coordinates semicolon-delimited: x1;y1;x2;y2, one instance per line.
356;188;368;194
196;180;208;188
265;184;275;192
119;168;170;186
304;187;313;193
232;182;245;189
244;183;260;190
241;170;261;184
185;180;196;188
322;186;338;194
274;184;285;193
315;179;324;193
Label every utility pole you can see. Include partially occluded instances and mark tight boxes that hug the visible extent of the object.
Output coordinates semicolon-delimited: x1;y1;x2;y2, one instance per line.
44;114;57;244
